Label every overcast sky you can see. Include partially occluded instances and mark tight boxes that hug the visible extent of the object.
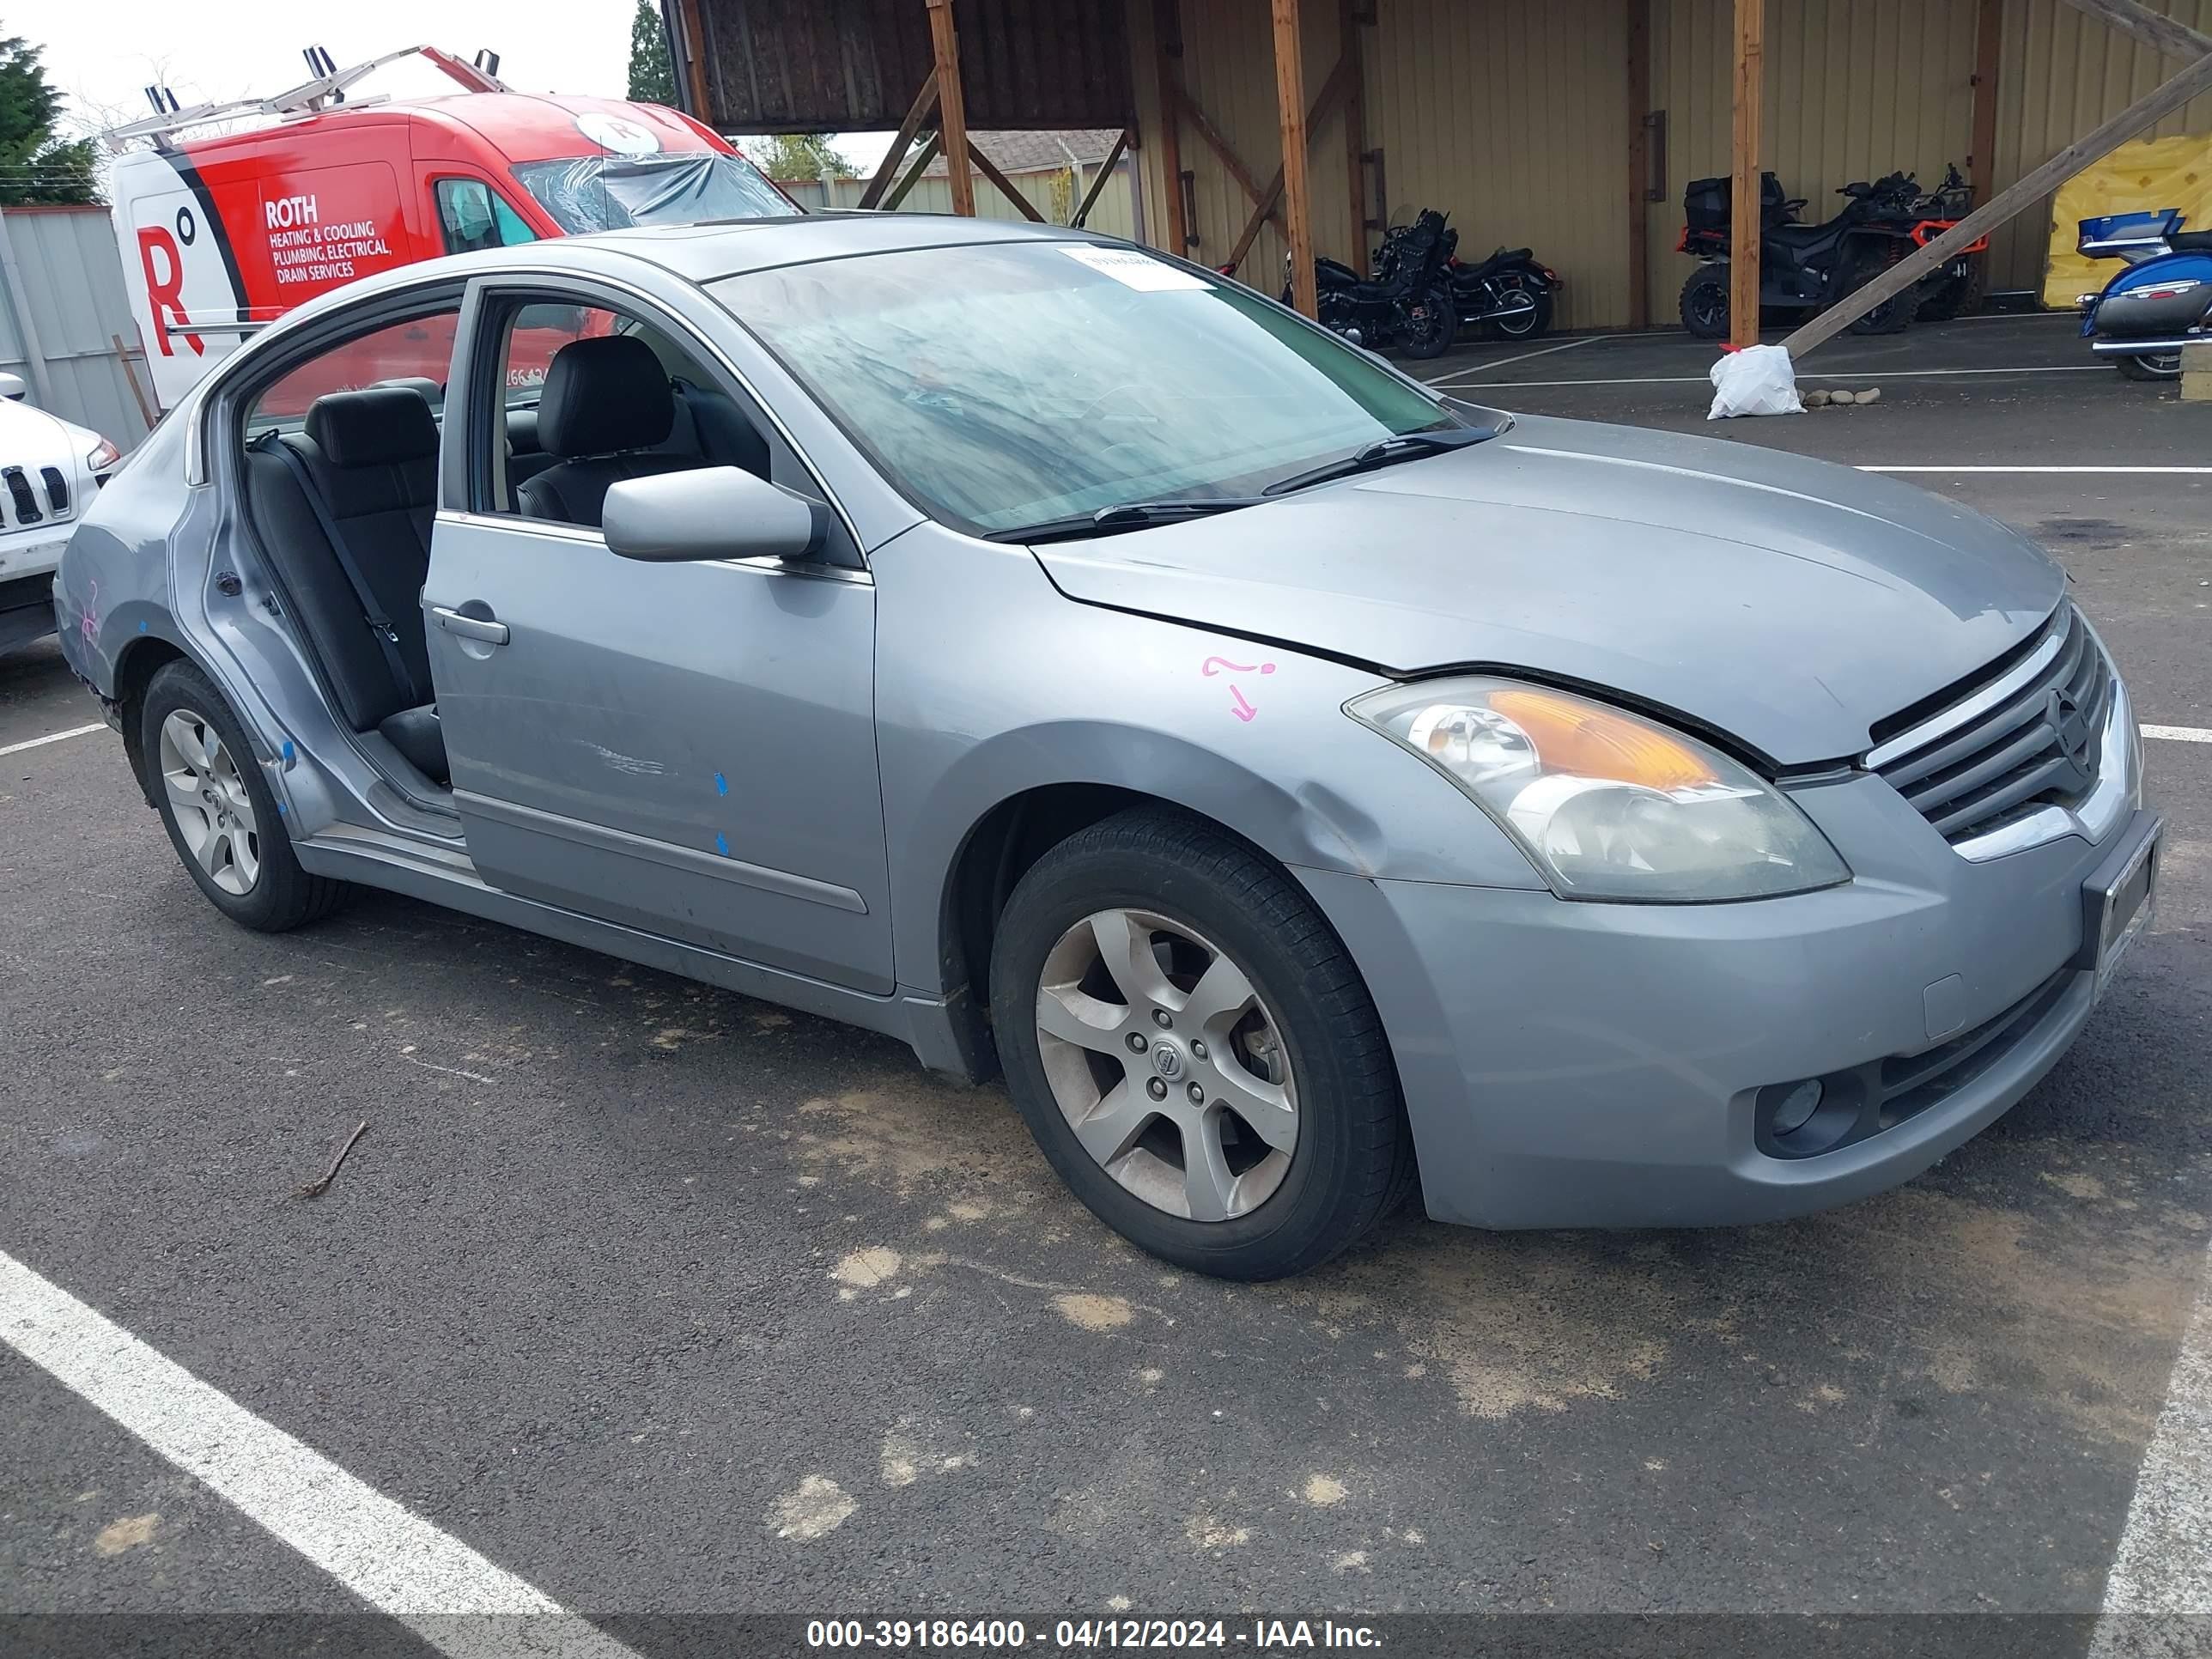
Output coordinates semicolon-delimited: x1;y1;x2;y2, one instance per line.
33;3;885;163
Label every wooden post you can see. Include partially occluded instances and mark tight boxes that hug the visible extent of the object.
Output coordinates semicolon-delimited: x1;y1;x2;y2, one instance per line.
1224;55;1356;276
1729;0;1764;349
1969;0;2002;206
1154;0;1191;251
1273;0;1319;317
1073;129;1133;228
2061;0;2212;58
969;143;1048;221
858;72;941;210
1340;0;1369;276
1627;0;1652;330
670;0;714;123
926;0;975;216
882;132;943;211
1782;40;2212;356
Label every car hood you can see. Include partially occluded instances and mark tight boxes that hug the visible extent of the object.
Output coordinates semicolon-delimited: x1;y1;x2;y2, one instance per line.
1029;414;2065;764
0;396;91;463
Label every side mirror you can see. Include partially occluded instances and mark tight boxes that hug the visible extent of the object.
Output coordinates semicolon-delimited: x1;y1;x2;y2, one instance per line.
602;465;829;563
0;371;25;401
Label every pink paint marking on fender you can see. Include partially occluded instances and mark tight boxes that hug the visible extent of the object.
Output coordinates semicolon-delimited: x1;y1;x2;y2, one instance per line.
1201;656;1277;678
80;579;98;647
1229;687;1258;722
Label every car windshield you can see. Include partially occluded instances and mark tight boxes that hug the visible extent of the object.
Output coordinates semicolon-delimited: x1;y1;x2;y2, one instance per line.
512;151;799;234
710;240;1466;534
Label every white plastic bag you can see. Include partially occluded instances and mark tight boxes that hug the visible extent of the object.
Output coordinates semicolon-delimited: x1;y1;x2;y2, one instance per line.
1706;343;1803;419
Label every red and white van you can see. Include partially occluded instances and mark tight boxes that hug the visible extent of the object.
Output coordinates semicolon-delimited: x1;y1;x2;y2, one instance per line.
109;46;800;410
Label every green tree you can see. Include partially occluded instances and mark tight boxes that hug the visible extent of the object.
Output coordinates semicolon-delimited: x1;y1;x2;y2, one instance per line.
627;0;678;107
750;134;857;181
0;31;97;205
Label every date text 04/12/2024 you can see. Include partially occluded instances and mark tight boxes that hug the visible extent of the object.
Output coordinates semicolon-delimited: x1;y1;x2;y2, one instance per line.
804;1620;1382;1650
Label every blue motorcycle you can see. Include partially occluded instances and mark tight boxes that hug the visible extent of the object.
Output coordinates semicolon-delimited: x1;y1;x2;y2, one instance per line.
2077;209;2212;380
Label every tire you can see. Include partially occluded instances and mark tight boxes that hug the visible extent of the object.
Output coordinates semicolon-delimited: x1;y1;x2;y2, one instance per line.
1680;265;1730;339
1844;246;1915;335
2116;349;2183;381
1401;283;1456;360
138;660;349;932
1486;276;1553;341
988;808;1414;1280
1916;252;1987;322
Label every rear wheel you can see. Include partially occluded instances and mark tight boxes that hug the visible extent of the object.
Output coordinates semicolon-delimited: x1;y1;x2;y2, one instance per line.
1844;246;1915;335
139;661;349;932
2116;349;2183;381
988;809;1413;1280
1402;283;1456;360
1680;264;1730;339
1486;276;1553;340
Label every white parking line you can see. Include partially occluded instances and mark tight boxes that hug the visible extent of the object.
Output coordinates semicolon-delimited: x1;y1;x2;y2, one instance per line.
1424;334;1601;386
0;722;104;757
2089;1241;2212;1651
2146;725;2212;744
0;1249;639;1659
1468;364;2108;390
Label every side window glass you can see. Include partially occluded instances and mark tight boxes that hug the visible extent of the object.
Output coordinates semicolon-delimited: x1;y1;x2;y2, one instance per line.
487;295;781;532
246;310;459;434
435;179;538;255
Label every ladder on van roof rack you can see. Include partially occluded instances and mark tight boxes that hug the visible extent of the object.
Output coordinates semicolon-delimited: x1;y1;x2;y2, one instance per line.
104;44;509;149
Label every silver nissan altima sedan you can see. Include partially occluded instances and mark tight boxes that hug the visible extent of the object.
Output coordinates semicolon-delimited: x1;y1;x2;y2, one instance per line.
56;215;2157;1279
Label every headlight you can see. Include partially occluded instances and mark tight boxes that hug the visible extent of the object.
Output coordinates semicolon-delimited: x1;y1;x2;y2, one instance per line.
1349;678;1850;902
86;437;120;472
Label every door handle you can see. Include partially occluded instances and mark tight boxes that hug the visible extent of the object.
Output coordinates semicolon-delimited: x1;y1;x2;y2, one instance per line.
432;605;509;646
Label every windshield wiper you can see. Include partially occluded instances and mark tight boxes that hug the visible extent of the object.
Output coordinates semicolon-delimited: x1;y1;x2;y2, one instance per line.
987;496;1268;545
1262;424;1500;497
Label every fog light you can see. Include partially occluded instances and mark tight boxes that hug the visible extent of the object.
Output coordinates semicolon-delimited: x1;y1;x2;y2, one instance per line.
1769;1079;1824;1137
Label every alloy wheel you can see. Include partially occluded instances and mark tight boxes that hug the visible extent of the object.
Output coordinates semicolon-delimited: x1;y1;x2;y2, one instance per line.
1033;908;1298;1222
158;708;262;896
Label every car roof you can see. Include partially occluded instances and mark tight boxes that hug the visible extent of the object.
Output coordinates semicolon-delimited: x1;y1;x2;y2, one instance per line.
536;211;1114;283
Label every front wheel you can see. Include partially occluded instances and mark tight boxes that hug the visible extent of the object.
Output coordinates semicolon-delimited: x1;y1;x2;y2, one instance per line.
1680;264;1730;339
988;809;1413;1280
2116;349;2183;381
139;660;349;932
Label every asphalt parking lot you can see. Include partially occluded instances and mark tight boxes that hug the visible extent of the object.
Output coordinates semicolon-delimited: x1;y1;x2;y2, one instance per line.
3;312;2209;1658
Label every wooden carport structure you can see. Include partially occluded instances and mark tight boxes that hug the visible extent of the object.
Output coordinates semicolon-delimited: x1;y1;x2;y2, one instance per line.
665;0;2212;348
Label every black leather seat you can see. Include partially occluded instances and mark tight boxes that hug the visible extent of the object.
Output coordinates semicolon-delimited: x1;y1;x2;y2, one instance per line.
516;336;698;527
2167;229;2212;253
242;385;449;785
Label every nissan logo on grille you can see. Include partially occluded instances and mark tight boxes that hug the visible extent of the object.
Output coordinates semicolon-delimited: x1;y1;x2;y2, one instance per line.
2050;686;2096;790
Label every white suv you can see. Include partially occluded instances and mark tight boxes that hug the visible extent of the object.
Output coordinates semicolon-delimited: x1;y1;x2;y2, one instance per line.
0;371;118;655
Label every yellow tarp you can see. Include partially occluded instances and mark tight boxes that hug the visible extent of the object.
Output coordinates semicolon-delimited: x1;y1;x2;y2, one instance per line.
2044;133;2212;308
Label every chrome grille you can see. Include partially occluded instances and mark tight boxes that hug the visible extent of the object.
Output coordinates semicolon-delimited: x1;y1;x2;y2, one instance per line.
1870;605;2112;846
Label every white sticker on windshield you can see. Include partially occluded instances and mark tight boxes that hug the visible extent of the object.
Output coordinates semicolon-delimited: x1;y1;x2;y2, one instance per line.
1059;245;1212;291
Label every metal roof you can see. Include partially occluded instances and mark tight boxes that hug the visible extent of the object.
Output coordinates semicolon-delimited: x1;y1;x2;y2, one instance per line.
689;0;1133;132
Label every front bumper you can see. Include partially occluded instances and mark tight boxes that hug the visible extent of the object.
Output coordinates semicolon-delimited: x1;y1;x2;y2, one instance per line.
1302;772;2154;1232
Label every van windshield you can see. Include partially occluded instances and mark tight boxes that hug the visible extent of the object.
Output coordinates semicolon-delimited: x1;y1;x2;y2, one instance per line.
512;151;799;232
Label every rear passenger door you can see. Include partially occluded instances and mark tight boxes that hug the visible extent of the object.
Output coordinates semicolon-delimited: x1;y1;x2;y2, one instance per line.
422;275;895;994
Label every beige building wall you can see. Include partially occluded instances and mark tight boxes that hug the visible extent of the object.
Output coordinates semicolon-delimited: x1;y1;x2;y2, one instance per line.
1123;0;2212;332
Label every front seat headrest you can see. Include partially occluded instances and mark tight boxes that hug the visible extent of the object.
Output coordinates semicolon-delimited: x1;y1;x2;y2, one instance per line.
306;386;440;469
536;335;675;459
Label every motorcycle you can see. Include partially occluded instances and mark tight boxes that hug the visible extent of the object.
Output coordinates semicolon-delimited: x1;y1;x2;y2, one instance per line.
1284;208;1457;359
1676;169;1960;340
2075;207;2212;380
1370;216;1560;341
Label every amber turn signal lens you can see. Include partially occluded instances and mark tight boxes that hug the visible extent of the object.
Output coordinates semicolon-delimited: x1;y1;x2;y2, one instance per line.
1489;689;1717;793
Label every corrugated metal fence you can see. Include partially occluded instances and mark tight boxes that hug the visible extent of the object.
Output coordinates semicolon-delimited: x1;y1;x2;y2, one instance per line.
0;206;148;446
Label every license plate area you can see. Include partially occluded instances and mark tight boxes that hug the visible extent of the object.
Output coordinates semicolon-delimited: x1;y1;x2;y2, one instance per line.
2077;813;2160;991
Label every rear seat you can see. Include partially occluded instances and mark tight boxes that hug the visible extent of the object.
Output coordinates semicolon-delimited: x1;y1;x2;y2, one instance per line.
242;386;449;785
